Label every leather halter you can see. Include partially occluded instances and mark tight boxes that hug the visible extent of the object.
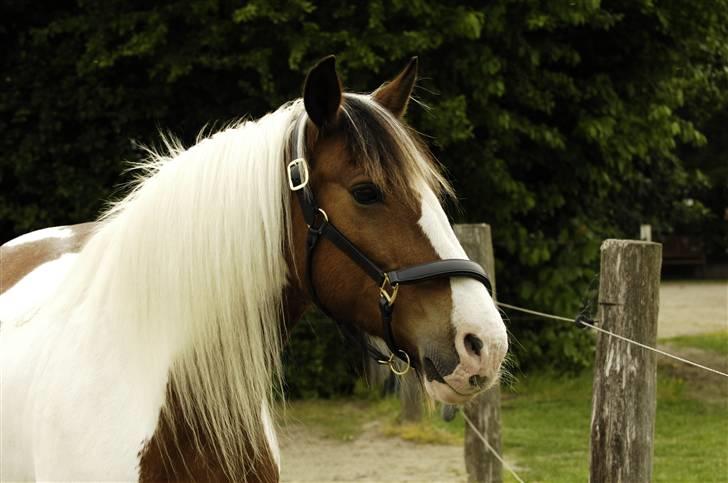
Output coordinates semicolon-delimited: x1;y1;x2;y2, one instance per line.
288;151;492;375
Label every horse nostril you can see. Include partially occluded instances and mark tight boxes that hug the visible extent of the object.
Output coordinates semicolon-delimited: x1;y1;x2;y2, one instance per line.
464;333;484;357
469;375;488;388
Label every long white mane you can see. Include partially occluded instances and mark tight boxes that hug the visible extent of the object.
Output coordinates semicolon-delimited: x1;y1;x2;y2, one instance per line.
45;101;304;477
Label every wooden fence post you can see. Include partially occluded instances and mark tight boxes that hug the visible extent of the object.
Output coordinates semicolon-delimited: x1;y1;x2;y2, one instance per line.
398;372;424;422
454;224;502;483
590;239;662;483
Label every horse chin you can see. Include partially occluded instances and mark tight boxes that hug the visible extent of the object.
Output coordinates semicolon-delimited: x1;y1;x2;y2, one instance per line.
423;378;477;405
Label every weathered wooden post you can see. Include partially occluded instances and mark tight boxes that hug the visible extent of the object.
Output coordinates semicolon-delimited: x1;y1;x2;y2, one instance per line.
590;239;662;483
639;224;652;242
398;372;423;422
455;224;502;483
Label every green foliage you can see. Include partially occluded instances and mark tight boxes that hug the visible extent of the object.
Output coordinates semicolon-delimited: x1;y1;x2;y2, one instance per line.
2;0;727;379
282;311;363;399
677;109;728;260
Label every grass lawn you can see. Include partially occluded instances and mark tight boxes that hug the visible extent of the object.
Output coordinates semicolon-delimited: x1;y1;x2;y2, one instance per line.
283;332;728;482
499;371;727;482
662;331;728;356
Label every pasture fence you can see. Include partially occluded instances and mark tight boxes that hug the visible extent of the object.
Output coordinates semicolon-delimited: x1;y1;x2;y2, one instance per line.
589;239;661;483
453;225;726;483
463;412;524;483
498;303;728;378
454;224;503;483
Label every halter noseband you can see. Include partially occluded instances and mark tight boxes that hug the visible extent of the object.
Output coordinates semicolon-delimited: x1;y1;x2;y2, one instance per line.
288;154;492;376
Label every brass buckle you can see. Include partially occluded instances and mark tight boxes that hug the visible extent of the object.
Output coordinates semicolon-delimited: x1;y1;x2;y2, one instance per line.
287;158;309;191
378;350;411;376
379;273;399;305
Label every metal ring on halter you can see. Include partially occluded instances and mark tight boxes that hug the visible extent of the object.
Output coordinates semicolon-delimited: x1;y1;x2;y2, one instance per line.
379;350;410;376
307;208;329;234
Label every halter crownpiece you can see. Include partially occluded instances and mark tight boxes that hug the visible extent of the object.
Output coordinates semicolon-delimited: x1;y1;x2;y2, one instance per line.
288;145;492;377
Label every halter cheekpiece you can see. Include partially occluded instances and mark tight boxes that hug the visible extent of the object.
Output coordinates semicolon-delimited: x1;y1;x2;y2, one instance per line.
288;125;492;376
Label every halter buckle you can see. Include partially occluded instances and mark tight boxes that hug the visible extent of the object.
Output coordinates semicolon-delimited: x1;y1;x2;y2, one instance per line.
379;273;399;305
378;350;410;376
287;158;309;191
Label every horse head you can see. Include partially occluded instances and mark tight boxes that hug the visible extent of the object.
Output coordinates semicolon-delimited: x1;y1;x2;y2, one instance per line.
287;56;508;404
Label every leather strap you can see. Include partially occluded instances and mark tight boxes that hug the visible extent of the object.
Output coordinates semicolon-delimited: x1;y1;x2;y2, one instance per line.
320;223;385;283
388;259;491;293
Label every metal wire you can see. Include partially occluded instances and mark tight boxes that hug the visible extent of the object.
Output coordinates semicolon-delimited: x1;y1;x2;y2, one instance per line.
462;412;526;483
580;320;728;378
497;302;728;379
497;302;574;323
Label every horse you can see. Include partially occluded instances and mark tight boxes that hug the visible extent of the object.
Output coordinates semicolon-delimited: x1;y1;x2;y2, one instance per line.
0;56;508;482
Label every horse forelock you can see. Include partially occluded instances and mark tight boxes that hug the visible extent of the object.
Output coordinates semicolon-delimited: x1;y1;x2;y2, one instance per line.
288;93;452;210
339;94;453;206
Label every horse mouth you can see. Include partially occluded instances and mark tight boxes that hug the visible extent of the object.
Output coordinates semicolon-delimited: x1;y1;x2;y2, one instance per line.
423;357;447;384
422;356;476;404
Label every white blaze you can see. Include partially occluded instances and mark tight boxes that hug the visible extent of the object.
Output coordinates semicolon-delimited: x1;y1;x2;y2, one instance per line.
416;184;508;400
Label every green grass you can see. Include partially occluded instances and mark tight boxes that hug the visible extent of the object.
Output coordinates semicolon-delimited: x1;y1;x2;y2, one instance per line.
662;331;728;356
498;372;727;482
379;401;466;445
281;392;463;444
653;399;728;482
280;397;397;441
281;337;728;482
500;372;594;481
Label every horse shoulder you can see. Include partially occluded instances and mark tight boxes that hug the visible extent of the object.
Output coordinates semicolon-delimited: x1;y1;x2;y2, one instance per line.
0;222;97;295
0;222;99;480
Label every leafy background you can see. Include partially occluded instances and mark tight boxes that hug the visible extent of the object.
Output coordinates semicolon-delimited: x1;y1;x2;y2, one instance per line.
2;0;726;394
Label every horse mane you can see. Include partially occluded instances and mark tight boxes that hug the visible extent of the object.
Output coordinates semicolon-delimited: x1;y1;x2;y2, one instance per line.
42;93;450;480
47;101;302;479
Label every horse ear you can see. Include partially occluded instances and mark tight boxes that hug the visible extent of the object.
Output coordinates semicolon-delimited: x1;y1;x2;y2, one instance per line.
303;55;342;128
372;57;418;118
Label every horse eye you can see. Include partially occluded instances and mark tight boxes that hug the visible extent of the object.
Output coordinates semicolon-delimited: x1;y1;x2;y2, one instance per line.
351;184;383;205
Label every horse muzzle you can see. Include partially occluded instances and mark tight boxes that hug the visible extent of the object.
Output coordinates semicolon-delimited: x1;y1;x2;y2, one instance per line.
421;325;508;404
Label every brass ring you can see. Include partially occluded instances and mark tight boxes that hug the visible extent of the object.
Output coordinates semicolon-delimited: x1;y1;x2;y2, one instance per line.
388;350;410;376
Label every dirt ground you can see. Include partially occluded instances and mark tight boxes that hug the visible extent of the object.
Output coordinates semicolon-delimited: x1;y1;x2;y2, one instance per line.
658;280;727;338
279;280;727;482
279;422;467;482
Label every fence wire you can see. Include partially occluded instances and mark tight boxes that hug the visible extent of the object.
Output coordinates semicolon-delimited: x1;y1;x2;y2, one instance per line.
498;302;728;378
462;412;525;483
